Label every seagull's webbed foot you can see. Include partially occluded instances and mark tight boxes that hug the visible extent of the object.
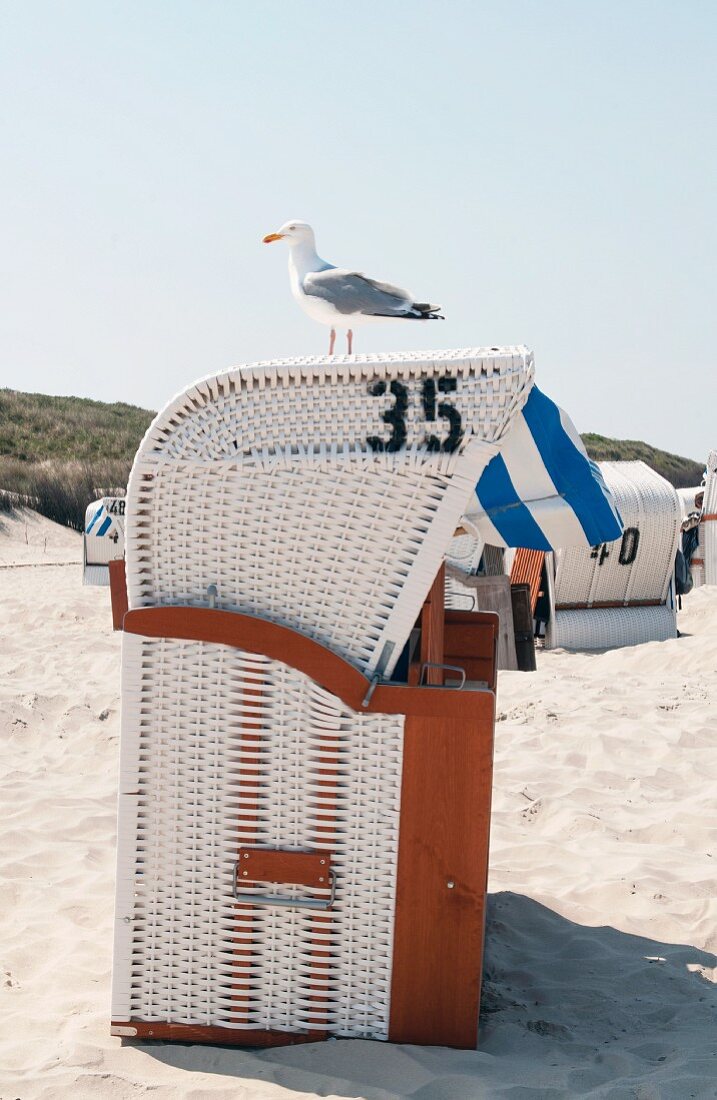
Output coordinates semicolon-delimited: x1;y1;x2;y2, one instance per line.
328;328;336;356
347;329;353;355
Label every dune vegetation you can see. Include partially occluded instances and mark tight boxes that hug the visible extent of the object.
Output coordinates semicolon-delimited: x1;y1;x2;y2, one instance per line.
581;433;703;489
0;389;152;529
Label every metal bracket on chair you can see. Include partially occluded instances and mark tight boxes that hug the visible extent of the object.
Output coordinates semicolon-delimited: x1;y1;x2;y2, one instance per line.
232;847;336;911
232;864;336;911
361;675;381;708
419;662;467;690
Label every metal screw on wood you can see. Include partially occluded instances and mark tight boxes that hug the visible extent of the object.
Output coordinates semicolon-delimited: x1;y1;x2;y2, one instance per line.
447;880;455;889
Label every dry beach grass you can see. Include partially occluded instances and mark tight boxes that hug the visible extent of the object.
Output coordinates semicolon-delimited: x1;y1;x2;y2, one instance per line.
0;457;131;530
1;511;716;1098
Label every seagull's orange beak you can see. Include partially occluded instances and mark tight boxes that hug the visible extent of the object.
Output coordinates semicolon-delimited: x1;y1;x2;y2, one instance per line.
262;232;284;244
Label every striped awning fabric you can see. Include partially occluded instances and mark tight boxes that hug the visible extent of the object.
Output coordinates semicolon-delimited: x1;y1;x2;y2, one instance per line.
466;386;623;551
86;501;113;538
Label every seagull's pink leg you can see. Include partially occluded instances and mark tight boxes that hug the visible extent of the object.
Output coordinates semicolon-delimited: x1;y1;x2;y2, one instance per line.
347;329;354;355
329;328;336;356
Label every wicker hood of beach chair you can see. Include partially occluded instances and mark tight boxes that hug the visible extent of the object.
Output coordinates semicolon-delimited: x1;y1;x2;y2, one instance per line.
123;348;533;675
545;461;681;650
111;347;533;1049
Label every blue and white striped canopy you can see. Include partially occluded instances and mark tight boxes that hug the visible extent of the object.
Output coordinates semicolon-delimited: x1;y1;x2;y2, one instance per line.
85;500;114;538
467;386;623;551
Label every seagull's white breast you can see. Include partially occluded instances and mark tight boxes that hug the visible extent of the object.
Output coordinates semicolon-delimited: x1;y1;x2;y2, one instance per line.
289;252;345;328
296;285;345;326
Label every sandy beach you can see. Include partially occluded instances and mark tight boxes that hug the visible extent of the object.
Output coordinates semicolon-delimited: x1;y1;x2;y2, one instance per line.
2;509;716;1099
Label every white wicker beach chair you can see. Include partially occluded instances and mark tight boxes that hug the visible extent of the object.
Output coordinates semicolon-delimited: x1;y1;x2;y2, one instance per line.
677;484;705;588
111;348;533;1049
690;543;706;588
445;523;485;610
677;485;703;519
700;451;717;586
83;496;126;585
545;461;681;650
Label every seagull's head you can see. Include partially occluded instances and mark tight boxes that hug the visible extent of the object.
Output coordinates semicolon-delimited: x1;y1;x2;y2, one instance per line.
262;220;315;247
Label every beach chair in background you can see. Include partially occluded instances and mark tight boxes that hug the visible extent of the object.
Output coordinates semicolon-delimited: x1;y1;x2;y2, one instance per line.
110;348;537;1049
448;384;624;667
677;485;704;517
700;450;717;586
444;544;543;671
507;549;545;671
443;526;521;669
82;496;126;585
678;484;705;589
509;548;545;615
544;461;681;650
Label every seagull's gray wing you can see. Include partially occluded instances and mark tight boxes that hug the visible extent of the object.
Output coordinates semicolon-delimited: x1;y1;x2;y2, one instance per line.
303;269;414;316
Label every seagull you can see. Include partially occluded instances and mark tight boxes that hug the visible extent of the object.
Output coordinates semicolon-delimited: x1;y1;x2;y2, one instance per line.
262;220;444;355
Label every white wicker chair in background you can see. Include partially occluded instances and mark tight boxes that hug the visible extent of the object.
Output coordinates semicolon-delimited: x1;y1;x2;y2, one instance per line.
677;485;703;518
701;450;717;586
83;496;126;586
677;484;705;588
544;461;681;650
444;522;485;610
111;348;533;1047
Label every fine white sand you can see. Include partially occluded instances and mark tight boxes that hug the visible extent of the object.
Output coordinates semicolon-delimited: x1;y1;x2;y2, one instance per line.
2;509;716;1099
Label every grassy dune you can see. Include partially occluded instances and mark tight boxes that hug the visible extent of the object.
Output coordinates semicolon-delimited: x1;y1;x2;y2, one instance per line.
582;433;703;489
0;389;153;529
0;389;153;463
0;388;704;529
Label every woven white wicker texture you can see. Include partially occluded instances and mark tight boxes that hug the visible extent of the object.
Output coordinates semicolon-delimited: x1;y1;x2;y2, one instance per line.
677;485;703;519
547;605;677;650
444;529;485;610
126;349;533;678
546;461;681;650
113;633;404;1037
702;451;717;586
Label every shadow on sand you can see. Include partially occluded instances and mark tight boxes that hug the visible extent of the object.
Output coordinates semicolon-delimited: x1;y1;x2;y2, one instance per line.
134;892;717;1098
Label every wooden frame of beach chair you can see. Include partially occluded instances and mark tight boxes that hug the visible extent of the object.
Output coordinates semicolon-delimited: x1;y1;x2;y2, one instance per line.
509;548;545;614
545;461;681;650
110;348;533;1049
508;550;544;671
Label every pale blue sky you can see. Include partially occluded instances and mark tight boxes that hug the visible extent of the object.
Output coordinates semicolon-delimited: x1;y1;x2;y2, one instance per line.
1;1;714;460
